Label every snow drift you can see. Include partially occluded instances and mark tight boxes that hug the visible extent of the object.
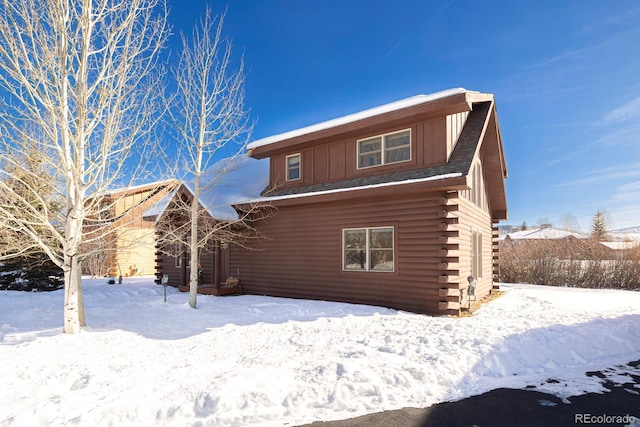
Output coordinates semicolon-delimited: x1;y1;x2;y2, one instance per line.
1;278;639;426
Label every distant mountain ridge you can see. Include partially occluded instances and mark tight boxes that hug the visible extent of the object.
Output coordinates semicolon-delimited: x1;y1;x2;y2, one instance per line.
611;226;640;234
499;225;640;239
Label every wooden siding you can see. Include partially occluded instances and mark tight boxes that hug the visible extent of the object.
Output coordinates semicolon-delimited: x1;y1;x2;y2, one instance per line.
270;116;453;191
154;239;227;288
101;182;177;276
446;111;469;160
230;191;467;315
454;195;494;303
114;228;156;276
249;91;483;159
154;240;186;287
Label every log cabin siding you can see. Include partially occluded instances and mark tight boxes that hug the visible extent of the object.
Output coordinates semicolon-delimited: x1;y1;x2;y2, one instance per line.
154;91;507;316
114;227;156;276
230;191;460;315
455;194;494;301
154;239;222;288
155;240;184;287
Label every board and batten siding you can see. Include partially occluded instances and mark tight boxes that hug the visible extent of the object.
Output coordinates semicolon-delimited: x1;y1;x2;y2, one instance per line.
230;191;463;315
269;112;470;192
446;111;469;161
455;156;495;302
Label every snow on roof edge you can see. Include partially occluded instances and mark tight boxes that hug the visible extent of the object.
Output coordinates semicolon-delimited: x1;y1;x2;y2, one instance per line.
242;172;463;204
247;88;471;150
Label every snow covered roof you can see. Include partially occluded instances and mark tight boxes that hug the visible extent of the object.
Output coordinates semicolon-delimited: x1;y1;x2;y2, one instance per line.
247;88;471;150
144;156;269;221
247;172;463;204
186;156;269;220
600;241;640;250
91;178;178;199
504;227;589;241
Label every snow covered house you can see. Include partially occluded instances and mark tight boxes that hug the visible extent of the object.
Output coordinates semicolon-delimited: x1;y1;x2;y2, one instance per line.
149;157;269;294
502;226;588;242
229;88;508;315
502;226;639;260
154;88;508;315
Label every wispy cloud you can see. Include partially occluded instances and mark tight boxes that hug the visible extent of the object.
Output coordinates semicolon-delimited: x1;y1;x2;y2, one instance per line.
555;163;640;188
599;96;640;125
594;124;640;147
612;180;640;202
523;47;593;70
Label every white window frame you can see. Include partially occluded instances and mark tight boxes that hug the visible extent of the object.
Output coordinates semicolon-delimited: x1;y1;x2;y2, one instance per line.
342;226;394;272
286;153;301;181
357;129;411;170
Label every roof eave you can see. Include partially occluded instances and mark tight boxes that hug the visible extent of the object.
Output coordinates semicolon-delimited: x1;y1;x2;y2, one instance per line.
248;91;494;159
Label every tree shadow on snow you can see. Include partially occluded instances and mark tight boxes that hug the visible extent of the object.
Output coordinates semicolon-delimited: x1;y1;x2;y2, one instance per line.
1;282;400;342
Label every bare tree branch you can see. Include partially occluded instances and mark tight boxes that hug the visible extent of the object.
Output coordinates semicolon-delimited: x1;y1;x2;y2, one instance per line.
160;8;268;308
0;0;169;333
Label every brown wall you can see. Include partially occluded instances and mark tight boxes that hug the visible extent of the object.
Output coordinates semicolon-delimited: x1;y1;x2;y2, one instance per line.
230;190;470;315
270;116;459;191
154;240;227;288
455;196;494;301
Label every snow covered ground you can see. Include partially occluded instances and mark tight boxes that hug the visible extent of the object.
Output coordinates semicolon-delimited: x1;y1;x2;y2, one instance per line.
1;277;639;426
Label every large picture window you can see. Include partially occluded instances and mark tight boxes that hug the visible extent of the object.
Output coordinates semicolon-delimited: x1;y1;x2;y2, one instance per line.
357;129;410;169
286;153;301;181
343;226;394;271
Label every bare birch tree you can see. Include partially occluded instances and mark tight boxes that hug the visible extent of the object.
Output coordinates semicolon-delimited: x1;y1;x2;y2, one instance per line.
163;8;255;308
0;0;168;333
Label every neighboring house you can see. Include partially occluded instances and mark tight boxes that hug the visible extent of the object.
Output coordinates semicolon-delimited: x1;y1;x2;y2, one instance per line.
502;226;639;260
150;157;269;293
229;87;508;315
502;226;588;242
86;179;178;277
499;225;640;287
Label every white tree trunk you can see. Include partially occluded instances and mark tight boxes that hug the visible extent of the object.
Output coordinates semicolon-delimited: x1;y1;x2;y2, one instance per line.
189;174;200;308
63;254;81;334
163;9;254;311
0;0;168;333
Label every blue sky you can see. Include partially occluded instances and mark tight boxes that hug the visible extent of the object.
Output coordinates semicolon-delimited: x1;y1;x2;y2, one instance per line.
168;1;640;230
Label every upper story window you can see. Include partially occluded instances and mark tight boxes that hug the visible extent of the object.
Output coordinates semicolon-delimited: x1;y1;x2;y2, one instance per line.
357;129;411;169
286;153;301;181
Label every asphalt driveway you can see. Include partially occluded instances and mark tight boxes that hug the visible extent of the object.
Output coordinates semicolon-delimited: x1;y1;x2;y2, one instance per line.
300;360;640;427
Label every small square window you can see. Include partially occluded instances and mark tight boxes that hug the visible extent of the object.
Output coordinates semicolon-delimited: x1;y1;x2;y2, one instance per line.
286;154;300;181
